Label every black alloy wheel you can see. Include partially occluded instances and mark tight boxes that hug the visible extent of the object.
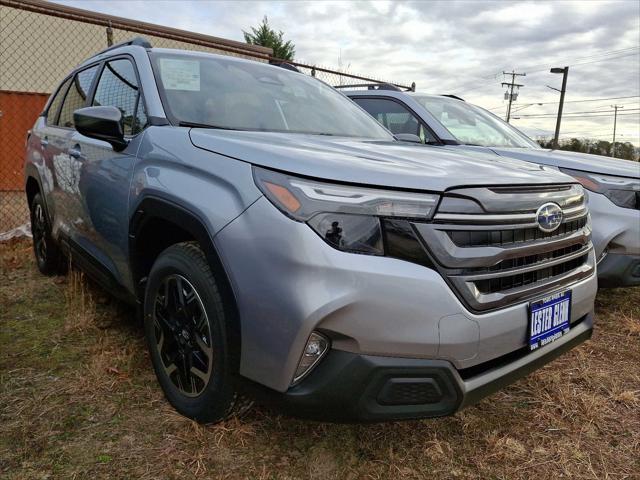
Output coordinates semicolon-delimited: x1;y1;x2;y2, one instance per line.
30;193;66;275
152;274;213;397
143;242;250;423
32;202;48;266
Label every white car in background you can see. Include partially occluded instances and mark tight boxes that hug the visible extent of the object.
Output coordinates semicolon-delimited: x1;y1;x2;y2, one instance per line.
345;88;640;287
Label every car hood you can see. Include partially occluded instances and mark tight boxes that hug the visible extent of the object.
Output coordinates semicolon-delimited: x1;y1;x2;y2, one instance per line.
482;147;639;178
189;129;572;192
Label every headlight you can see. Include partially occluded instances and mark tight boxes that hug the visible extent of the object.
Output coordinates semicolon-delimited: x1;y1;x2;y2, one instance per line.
559;168;640;210
253;166;439;257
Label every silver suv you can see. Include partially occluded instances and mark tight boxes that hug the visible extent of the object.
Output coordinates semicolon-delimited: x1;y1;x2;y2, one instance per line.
25;38;597;423
345;87;640;288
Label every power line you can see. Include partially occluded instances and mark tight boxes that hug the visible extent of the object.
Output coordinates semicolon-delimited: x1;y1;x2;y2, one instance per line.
484;95;640;111
525;51;639;74
578;133;640;139
514;108;640;118
559;130;640;136
450;46;640;94
526;107;640;115
562;128;634;135
514;112;639;119
490;47;640;77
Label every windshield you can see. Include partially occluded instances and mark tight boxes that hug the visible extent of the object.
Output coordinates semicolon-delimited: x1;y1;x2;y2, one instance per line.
413;95;539;148
150;52;392;139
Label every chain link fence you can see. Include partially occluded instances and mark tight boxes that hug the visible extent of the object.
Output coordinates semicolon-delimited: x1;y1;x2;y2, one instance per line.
0;0;411;233
276;60;414;92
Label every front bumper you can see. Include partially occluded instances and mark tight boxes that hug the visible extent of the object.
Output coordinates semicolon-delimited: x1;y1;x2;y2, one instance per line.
250;312;593;422
597;253;640;288
215;197;597;393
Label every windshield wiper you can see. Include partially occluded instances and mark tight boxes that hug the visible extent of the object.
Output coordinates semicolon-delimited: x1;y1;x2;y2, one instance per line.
178;121;241;130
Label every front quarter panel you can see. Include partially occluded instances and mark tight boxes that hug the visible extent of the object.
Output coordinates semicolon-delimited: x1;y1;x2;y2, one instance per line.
588;192;640;258
131;127;261;240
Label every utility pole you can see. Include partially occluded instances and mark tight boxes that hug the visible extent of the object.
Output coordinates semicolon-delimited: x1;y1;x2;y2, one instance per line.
611;104;623;158
549;67;569;149
502;71;526;123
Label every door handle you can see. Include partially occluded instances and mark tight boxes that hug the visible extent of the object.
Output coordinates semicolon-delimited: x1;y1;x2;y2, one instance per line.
68;144;83;160
40;136;49;148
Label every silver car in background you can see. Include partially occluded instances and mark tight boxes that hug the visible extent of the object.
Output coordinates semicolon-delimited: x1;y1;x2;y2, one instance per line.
346;89;640;287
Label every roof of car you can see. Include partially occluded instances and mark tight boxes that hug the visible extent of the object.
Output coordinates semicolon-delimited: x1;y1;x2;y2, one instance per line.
345;89;465;102
78;37;292;73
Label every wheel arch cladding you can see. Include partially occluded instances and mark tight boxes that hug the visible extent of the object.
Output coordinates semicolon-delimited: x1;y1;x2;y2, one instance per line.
25;176;40;208
129;196;242;363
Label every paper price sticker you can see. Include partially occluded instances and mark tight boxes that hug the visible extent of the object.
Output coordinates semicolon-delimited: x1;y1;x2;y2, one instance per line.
159;58;201;91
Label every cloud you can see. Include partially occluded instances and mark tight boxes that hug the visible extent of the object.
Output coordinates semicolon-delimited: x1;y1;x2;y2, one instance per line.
53;0;640;142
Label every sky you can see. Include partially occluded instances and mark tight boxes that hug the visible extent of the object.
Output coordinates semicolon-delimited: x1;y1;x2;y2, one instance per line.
54;0;640;144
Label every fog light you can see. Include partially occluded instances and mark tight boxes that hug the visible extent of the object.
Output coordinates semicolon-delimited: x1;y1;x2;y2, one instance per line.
292;332;329;384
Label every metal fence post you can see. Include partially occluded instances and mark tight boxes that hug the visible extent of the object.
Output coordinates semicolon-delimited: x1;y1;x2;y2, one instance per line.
106;20;113;46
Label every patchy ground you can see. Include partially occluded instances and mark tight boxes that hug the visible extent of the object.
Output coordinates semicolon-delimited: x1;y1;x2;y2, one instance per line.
1;238;639;480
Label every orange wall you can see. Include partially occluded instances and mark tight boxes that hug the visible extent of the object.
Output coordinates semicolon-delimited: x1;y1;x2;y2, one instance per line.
0;91;49;191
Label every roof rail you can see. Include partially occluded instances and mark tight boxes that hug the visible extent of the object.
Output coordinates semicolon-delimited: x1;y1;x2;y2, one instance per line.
270;61;301;73
335;83;407;92
92;36;153;57
440;94;466;102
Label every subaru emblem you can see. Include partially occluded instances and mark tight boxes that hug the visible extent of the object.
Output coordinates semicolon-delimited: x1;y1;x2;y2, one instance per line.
536;202;563;233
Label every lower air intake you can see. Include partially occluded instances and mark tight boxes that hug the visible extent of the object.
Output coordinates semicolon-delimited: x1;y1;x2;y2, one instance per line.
377;378;443;405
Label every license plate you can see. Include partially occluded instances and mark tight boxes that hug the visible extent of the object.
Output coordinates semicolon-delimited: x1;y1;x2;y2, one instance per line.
528;290;571;351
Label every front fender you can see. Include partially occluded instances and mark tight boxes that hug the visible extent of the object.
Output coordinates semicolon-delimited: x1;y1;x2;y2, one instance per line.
130;127;261;237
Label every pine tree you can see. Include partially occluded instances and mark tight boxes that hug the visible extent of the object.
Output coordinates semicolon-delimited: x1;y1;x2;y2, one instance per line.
243;16;295;60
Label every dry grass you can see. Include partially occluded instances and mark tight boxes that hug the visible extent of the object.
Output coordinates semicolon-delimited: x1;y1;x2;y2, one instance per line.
1;238;639;479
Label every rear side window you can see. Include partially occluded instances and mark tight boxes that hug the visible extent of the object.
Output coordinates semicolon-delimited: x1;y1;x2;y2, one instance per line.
45;77;72;125
92;59;147;135
353;97;436;143
57;65;99;128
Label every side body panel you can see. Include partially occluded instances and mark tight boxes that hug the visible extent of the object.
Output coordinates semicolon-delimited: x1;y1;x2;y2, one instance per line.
32;116;75;239
68;131;144;290
587;191;640;258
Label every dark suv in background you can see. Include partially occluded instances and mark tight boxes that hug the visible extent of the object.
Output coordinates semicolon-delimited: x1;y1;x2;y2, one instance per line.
25;38;597;423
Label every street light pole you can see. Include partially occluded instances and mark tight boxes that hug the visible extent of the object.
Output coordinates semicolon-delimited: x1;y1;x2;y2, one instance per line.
611;104;623;158
550;66;569;149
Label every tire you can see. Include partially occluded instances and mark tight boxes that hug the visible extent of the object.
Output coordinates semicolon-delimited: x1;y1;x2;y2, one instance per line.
30;193;66;276
143;241;250;423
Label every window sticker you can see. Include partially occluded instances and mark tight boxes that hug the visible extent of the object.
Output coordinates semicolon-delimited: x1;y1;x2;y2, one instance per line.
159;58;200;91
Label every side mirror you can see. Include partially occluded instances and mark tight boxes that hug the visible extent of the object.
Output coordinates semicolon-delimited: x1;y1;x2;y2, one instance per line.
74;106;128;151
394;133;423;144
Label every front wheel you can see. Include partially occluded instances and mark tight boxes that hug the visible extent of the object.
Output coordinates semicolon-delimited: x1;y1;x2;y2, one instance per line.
143;242;249;423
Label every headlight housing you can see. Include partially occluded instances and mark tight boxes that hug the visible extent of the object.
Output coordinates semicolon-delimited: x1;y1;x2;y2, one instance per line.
253;167;438;260
559;167;640;210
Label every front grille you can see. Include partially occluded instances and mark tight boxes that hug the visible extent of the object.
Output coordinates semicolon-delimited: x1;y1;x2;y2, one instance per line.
465;243;586;274
475;253;589;294
413;184;595;311
447;217;588;247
